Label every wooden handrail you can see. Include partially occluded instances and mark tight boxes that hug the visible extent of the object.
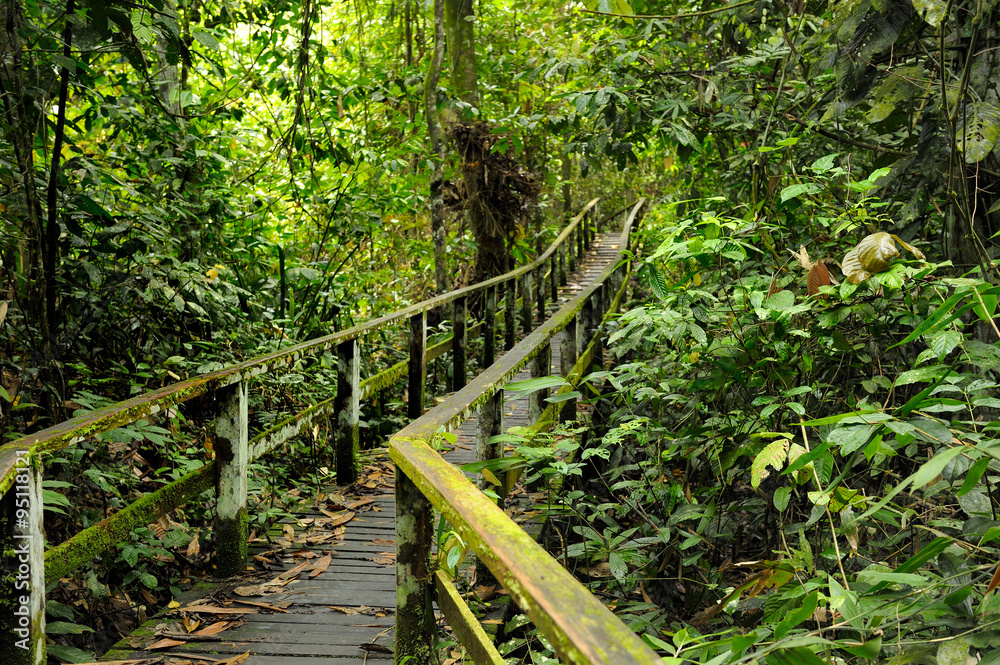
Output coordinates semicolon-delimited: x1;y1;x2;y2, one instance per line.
0;198;601;492
390;200;660;665
0;199;617;665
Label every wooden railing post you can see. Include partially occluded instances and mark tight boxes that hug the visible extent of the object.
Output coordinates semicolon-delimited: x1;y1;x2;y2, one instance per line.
549;256;558;302
395;469;433;665
215;380;249;578
558;245;567;286
579;294;595;354
335;339;360;484
452;296;467;391
484;285;496;367
0;451;45;665
529;342;552;422
577;220;585;259
534;265;545;320
409;312;427;419
476;392;503;490
559;317;578;422
520;273;533;334
568;228;577;272
504;279;516;351
583;211;592;250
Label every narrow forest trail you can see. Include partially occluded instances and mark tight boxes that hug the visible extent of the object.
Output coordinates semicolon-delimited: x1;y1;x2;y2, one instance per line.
102;233;622;665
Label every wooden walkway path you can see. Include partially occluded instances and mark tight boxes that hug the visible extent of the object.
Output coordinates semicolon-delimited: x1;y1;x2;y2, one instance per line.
104;233;621;665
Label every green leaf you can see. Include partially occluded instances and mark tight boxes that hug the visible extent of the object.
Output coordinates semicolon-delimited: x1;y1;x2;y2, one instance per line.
911;446;964;489
912;0;948;25
929;329;962;359
780;183;819;202
957;457;989;496
827;424;877;455
773;486;792;511
46;645;94;664
774;591;818;639
766;290;795;311
545;390;582;403
193;29;220;50
960;102;1000;163
752;439;790;489
505;376;568;394
936;638;971;665
46;621;95;634
842;635;883;659
647;264;668;299
766;646;831;665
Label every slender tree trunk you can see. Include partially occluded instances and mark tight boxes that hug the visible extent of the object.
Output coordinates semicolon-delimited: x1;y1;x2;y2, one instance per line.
443;0;478;105
425;0;448;293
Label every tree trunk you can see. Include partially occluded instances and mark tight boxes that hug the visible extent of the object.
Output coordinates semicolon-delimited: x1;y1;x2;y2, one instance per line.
443;0;478;105
425;0;448;293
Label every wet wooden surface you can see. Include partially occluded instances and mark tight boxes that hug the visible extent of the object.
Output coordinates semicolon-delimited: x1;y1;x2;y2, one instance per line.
104;233;620;665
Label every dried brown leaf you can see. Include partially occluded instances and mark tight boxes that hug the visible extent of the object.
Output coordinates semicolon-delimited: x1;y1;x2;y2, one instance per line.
193;622;232;637
148;639;187;651
318;509;356;527
807;261;832;295
308;554;332;578
790;245;814;270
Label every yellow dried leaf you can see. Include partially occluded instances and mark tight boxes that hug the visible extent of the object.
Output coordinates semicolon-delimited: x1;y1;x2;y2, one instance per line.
890;234;926;260
856;232;899;273
790;245;814;270
842;247;870;284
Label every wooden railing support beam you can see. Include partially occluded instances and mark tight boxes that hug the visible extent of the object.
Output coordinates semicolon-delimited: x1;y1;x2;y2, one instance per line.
484;286;496;367
409;312;427;419
529;342;552;422
395;470;433;665
520;273;533;335
559;318;578;423
452;297;467;391
214;381;249;578
476;392;503;489
549;256;558;302
335;339;361;484
534;266;545;320
0;451;45;665
504;279;516;351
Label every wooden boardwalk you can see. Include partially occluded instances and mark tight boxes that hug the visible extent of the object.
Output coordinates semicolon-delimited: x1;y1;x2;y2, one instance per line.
104;233;621;665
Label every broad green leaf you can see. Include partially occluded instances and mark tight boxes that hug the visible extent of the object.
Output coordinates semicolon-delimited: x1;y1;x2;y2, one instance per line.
193;29;220;51
855;571;927;585
911;446;964;489
46;621;95;634
842;635;883;659
780;183;819;202
960;102;1000;163
766;290;795;311
936;638;971;665
828;575;863;630
828;424;877;455
957;457;989;496
929;329;962;358
773;486;792;511
912;0;948;25
505;376;568;394
46;645;94;664
774;591;818;639
766;646;831;665
809;154;838;173
752;438;790;489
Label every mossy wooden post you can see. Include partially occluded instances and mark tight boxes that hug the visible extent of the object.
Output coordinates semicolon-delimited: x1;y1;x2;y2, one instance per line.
568;228;578;272
335;339;360;484
215;380;248;578
476;392;503;490
520;273;533;334
534;265;545;320
549;256;558;302
559;317;578;422
579;294;595;354
504;279;516;351
395;469;433;665
484;285;496;367
558;245;567;286
583;211;592;250
529;342;552;422
452;297;467;391
409;312;427;419
577;221;585;259
0;451;45;665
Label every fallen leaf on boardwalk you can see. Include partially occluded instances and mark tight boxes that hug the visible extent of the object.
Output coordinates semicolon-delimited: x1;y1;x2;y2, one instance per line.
215;652;250;665
343;497;376;510
474;585;499;602
369;553;394;565
298;518;315;526
579;562;612;578
290;550;318;558
194;622;233;636
370;538;394;546
126;636;146;648
305;534;338;545
186;534;200;558
76;660;163;665
182;617;200;633
359;644;393;654
180;606;257;615
326;605;359;615
309;554;332;578
148;638;187;651
318;509;355;527
252;555;274;564
278;560;312;580
231;600;290;613
231;585;271;597
283;524;295;541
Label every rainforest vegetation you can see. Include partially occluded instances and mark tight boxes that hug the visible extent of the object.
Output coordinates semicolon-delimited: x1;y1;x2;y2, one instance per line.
3;0;1000;661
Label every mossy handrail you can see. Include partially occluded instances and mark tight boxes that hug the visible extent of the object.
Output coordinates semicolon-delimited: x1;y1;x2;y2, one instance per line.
389;200;659;665
0;198;618;665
